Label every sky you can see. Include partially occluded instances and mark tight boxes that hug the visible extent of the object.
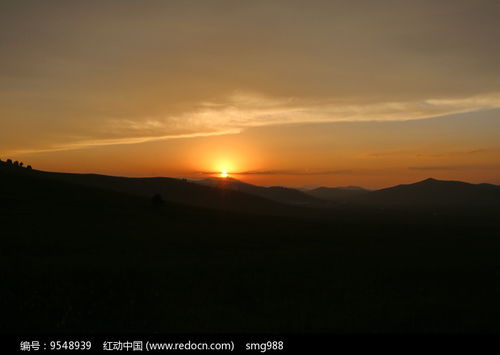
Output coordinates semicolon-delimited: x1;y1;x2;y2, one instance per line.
1;0;500;188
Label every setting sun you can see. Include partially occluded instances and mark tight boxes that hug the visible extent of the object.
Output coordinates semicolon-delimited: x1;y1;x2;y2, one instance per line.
220;171;229;178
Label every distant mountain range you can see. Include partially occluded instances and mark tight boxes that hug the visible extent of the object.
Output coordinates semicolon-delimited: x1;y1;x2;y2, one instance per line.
350;178;500;212
196;177;327;207
1;161;499;216
194;177;500;214
305;185;369;201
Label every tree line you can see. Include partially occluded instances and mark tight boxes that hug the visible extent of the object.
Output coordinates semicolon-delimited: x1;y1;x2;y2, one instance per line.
0;158;32;170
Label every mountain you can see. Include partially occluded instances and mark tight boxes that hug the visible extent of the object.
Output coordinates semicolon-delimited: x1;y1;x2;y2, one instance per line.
349;178;500;213
196;177;328;207
306;186;369;202
0;163;308;217
2;160;499;216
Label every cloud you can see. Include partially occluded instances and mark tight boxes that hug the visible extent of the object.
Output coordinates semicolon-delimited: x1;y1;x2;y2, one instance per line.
416;148;490;158
179;92;500;129
7;92;500;155
2;1;500;153
408;165;500;171
8;129;241;155
197;169;352;176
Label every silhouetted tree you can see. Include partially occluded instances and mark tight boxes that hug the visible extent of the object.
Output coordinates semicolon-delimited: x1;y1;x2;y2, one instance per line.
19;162;24;167
13;161;19;167
151;193;164;208
27;165;32;170
6;159;12;165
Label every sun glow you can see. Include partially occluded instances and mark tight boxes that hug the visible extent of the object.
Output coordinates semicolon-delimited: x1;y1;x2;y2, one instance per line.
220;170;229;178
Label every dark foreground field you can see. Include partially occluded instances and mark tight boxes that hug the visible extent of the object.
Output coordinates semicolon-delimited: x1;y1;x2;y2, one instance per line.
1;166;500;333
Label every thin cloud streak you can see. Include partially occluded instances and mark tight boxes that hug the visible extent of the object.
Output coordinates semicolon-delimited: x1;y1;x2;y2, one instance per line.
7;129;242;155
197;169;352;176
408;165;500;171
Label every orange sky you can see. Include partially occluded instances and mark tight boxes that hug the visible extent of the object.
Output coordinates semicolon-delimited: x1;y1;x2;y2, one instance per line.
11;109;500;189
2;1;500;188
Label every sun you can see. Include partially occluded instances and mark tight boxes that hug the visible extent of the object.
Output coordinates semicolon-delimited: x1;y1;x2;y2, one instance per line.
220;170;229;178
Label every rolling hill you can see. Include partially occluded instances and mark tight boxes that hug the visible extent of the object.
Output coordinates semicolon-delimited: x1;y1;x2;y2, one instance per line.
196;177;328;207
0;164;310;217
305;186;369;202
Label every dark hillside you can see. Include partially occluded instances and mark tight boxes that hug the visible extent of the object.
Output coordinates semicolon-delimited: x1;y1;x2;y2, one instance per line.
1;165;307;217
1;165;500;333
